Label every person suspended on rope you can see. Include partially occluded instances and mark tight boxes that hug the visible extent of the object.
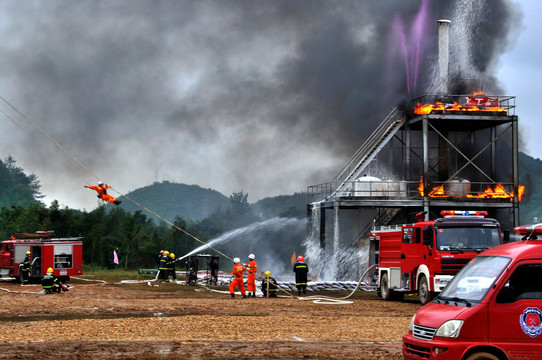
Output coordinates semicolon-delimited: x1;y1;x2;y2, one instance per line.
84;181;121;205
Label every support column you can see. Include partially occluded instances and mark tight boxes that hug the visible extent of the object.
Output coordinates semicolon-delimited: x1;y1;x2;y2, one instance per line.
423;116;429;215
512;115;519;227
333;202;340;279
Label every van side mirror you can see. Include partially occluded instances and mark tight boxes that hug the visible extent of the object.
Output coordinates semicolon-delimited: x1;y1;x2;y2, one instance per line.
423;226;434;246
502;229;510;243
496;286;515;303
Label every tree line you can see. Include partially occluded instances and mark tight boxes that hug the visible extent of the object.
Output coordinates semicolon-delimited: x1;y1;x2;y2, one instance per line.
0;193;261;270
0;156;307;272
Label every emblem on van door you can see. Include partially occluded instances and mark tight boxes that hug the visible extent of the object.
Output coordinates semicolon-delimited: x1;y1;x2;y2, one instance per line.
520;307;542;338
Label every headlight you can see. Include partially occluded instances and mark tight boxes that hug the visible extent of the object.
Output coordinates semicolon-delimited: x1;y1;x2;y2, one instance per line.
409;314;416;331
436;320;463;338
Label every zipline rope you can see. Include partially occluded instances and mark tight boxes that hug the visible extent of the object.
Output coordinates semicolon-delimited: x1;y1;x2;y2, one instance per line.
0;96;232;262
0;107;91;185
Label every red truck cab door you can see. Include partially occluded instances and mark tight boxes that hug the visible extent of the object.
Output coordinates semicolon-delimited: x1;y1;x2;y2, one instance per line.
489;260;542;356
400;227;423;289
0;243;11;270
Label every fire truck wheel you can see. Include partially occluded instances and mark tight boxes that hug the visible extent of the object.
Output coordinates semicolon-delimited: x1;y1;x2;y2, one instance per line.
418;275;433;304
464;351;500;360
380;273;393;300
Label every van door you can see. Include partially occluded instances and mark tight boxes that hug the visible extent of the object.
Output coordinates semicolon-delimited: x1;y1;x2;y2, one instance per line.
489;261;542;356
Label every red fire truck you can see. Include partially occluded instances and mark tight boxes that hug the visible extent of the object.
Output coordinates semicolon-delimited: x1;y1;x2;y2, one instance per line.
368;210;503;304
403;225;542;360
0;232;83;282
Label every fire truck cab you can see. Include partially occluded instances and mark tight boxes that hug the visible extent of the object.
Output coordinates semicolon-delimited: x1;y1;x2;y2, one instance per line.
369;210;503;304
403;226;542;360
0;232;83;282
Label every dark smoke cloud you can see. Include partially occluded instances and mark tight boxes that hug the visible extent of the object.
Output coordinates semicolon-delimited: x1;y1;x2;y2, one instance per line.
0;0;519;209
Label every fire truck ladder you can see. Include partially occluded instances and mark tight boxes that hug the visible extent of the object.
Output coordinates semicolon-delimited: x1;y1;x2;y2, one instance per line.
331;107;405;195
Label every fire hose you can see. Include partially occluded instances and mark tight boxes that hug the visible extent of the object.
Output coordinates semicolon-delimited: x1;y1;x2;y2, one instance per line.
297;264;377;305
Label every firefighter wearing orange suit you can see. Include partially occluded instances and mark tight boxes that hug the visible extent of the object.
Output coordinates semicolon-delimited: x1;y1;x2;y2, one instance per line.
85;181;121;205
245;254;257;297
229;257;246;299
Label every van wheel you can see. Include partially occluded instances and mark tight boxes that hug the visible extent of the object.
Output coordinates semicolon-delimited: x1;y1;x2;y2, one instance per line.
418;275;433;304
380;273;393;300
464;351;500;360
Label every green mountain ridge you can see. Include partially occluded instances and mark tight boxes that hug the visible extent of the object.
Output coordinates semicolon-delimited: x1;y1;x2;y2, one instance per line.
117;181;232;222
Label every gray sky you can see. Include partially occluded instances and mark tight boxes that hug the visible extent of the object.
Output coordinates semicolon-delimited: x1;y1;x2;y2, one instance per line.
0;0;535;211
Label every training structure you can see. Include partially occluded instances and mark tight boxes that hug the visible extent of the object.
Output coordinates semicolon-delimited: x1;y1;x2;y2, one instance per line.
306;19;521;280
185;254;219;286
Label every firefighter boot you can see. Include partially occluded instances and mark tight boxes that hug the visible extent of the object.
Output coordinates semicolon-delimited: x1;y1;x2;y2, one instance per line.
242;294;247;298
230;293;235;299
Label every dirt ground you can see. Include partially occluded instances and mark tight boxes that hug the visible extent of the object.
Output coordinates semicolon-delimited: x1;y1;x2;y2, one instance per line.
0;276;422;359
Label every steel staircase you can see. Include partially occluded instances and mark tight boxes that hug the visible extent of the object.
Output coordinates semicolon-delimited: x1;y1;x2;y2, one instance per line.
333;107;405;185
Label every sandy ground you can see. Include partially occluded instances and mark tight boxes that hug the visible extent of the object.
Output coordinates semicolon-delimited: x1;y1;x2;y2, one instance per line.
0;277;422;359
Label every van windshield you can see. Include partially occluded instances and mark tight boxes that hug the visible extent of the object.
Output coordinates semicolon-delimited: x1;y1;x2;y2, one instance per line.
435;256;510;306
435;227;501;251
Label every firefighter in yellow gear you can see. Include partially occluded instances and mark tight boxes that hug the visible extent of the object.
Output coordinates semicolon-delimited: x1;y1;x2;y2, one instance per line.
21;251;31;285
261;270;278;297
42;268;63;294
158;251;169;282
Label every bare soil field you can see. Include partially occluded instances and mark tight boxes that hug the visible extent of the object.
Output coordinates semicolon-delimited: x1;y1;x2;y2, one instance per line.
0;277;421;359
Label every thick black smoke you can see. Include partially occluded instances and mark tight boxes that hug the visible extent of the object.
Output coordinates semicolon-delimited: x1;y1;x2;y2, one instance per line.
0;0;519;209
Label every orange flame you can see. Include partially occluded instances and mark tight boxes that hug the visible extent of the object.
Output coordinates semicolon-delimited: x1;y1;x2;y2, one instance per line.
418;178;525;202
414;98;507;115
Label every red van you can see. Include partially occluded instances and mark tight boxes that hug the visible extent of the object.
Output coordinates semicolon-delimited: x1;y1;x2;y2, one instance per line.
403;237;542;360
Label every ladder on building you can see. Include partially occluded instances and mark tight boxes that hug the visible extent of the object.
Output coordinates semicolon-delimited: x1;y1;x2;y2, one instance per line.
331;106;405;195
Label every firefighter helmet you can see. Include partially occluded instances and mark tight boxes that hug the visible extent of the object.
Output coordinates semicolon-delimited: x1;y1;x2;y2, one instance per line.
248;254;255;260
297;255;304;262
264;271;271;278
98;181;103;185
25;251;31;255
170;253;175;259
233;257;240;264
47;267;53;274
164;251;169;256
160;250;164;254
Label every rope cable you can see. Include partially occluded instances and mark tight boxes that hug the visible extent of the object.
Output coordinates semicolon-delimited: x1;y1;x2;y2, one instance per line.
0;96;101;184
0;96;233;262
0;107;91;185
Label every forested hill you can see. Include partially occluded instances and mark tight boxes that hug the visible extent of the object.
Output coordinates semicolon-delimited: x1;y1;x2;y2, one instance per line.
117;181;231;222
519;152;542;223
0;156;42;208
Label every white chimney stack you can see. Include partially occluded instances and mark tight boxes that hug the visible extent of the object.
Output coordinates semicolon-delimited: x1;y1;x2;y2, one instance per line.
437;19;451;94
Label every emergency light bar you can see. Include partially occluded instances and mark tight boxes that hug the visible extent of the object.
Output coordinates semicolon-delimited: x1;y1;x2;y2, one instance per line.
440;210;488;217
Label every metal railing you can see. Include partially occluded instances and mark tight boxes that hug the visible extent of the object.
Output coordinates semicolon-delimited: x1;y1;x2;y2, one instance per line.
308;180;522;203
411;94;516;116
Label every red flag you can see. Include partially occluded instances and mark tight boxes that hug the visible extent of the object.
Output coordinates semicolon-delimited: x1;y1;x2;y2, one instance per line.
291;251;296;265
